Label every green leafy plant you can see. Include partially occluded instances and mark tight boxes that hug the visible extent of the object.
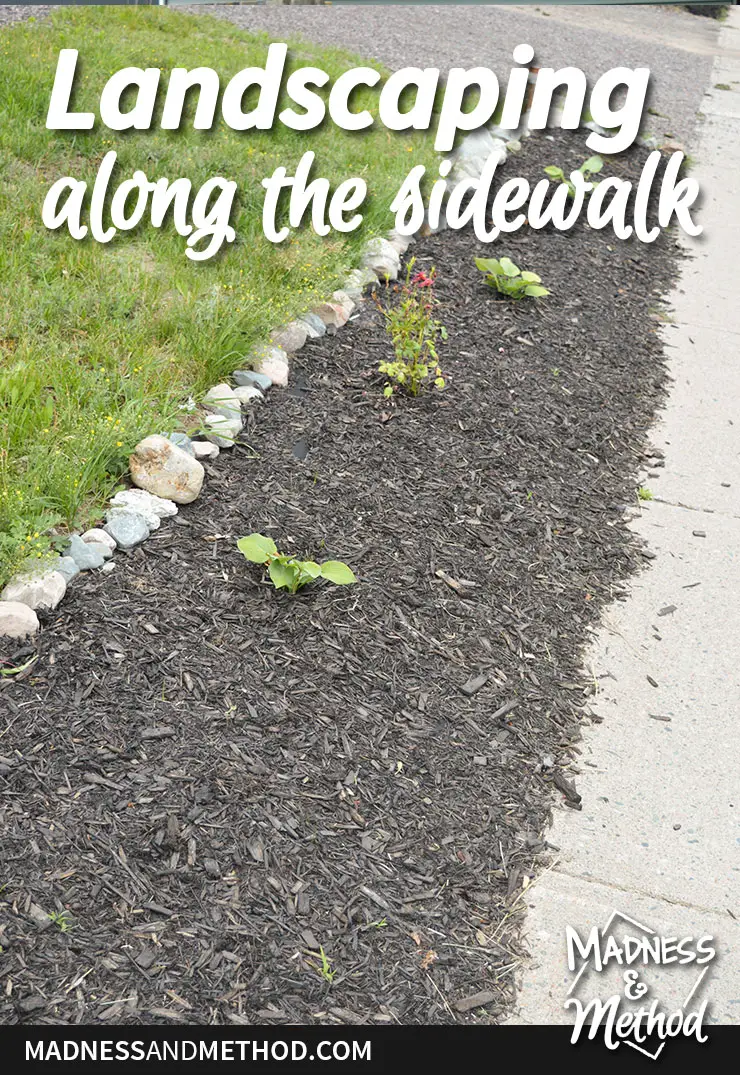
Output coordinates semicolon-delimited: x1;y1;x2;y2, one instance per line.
638;486;654;502
543;154;604;197
475;257;549;300
378;259;447;398
237;533;356;593
48;910;73;933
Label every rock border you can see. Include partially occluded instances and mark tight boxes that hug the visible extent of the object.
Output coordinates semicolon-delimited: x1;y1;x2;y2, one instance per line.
0;118;535;642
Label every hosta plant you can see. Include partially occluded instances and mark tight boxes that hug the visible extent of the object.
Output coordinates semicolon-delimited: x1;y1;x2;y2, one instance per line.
378;260;447;398
543;154;604;197
475;256;549;299
237;533;356;593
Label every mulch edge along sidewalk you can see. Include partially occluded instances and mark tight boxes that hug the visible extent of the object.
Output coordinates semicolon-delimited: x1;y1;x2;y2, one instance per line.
0;118;681;1024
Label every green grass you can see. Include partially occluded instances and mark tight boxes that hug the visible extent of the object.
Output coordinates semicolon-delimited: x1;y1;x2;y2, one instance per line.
0;7;436;587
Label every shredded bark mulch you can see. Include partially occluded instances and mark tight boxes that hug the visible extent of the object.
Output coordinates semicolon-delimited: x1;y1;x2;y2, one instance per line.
0;130;678;1026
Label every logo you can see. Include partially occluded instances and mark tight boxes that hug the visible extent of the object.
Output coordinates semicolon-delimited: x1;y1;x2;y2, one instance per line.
564;910;715;1059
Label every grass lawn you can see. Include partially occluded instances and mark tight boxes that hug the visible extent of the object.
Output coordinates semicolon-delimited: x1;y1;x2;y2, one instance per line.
0;6;436;589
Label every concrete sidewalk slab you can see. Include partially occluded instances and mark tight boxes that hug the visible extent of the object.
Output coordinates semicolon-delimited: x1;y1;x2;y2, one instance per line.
512;871;739;1026
513;6;740;1026
548;500;740;914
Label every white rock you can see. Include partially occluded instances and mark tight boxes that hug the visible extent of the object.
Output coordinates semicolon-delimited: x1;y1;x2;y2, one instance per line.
387;229;413;256
233;385;264;406
110;488;178;524
1;568;66;611
129;435;205;505
81;528;116;552
203;382;242;421
0;600;40;639
204;414;242;448
254;350;289;388
361;237;401;281
343;267;378;297
191;440;220;461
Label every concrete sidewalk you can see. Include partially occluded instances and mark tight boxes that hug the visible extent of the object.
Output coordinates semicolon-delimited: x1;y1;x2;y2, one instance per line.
510;7;740;1027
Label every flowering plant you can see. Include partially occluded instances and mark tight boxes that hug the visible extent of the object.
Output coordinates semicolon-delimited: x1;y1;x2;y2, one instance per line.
378;259;447;398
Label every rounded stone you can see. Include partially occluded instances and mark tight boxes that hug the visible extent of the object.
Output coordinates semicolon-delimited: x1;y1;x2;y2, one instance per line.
0;569;66;611
0;600;40;639
191;440;220;461
66;533;106;570
110;488;178;524
254;352;289;388
129;435;205;505
56;556;81;583
81;528;116;553
271;321;308;354
233;385;264;406
203;383;242;421
204;414;242;448
233;369;272;392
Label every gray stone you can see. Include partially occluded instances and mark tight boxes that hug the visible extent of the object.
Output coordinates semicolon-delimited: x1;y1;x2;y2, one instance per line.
203;382;242;421
110;488;178;525
103;510;150;551
166;432;195;457
129;435;205;505
1;568;66;611
101;561;116;574
233;369;272;392
191;440;220;461
0;600;40;639
56;556;81;583
81;528;116;553
204;414;242;448
298;312;327;339
107;504;160;533
66;534;106;570
271;321;308;354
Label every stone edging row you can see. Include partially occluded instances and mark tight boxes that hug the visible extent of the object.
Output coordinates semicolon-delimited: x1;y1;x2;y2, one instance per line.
0;119;535;643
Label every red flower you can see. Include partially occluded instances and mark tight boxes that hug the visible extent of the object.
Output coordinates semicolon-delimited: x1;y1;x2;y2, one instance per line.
411;270;434;288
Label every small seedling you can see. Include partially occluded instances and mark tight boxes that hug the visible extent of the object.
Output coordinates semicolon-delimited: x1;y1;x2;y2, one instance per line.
313;946;336;984
237;533;356;593
475;256;549;299
543;154;604;197
48;910;72;933
638;486;654;502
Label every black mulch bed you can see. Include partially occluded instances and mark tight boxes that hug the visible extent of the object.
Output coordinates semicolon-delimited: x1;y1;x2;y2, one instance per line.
0;130;678;1026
